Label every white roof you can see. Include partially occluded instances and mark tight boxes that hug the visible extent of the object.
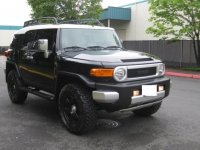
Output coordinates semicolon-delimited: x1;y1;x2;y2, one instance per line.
16;24;114;34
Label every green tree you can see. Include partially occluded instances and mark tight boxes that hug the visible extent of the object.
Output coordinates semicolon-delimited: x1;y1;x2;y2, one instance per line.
146;0;200;66
27;0;103;20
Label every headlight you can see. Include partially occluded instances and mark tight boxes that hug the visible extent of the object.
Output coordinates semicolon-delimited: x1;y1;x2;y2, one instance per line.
157;63;165;75
114;67;127;81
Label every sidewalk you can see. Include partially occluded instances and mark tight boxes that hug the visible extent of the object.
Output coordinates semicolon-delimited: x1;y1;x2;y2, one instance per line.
0;56;6;69
165;67;200;79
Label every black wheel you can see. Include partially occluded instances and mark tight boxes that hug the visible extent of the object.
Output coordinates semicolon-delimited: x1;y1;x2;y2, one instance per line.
7;70;28;104
133;102;162;117
58;84;96;135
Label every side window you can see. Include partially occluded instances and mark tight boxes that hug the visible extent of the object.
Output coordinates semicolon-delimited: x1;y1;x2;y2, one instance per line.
19;31;36;61
19;29;57;62
35;29;57;51
10;34;24;50
10;34;24;60
22;31;36;50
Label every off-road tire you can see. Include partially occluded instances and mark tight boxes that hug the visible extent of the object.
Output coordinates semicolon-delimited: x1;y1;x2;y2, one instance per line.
7;70;28;104
58;84;96;135
133;102;162;117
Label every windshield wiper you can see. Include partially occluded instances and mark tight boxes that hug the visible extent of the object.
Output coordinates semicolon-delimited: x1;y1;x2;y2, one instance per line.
105;46;123;50
87;46;105;50
63;46;87;52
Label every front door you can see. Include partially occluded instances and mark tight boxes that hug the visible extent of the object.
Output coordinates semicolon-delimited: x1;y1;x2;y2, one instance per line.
18;29;57;93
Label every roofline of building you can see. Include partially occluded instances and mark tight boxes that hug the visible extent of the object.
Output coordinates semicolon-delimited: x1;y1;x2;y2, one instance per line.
0;25;22;30
119;0;148;8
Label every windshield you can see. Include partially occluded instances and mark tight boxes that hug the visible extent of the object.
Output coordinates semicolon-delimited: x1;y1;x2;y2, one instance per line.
61;28;122;50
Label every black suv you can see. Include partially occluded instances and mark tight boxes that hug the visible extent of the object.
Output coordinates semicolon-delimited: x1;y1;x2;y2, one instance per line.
5;18;170;134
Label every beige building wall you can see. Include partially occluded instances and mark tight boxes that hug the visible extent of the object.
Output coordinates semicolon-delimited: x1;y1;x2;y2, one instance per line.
125;2;156;41
0;30;15;46
110;1;157;41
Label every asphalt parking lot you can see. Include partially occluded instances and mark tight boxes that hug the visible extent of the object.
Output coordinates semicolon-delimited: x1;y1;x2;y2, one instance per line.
0;56;200;150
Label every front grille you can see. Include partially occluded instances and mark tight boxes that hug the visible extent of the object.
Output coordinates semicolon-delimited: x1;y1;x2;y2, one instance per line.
127;67;157;78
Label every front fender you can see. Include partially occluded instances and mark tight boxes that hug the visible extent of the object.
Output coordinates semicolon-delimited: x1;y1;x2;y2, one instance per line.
5;60;21;82
57;71;95;88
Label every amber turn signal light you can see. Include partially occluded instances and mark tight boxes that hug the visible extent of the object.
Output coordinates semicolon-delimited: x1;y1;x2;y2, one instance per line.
90;68;114;77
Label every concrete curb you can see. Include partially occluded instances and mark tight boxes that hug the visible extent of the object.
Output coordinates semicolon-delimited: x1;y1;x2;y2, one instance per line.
165;72;200;79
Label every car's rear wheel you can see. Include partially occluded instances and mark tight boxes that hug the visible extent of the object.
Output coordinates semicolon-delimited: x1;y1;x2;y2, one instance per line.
7;70;28;104
133;102;162;116
58;84;96;135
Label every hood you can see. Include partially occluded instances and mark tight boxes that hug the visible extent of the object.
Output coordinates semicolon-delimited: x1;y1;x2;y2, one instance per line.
68;50;157;63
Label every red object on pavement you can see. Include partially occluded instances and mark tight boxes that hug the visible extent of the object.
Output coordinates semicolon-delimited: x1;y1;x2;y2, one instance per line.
165;72;200;79
4;49;12;57
193;75;200;79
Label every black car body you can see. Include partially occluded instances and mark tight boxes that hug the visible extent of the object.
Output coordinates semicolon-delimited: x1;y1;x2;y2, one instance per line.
5;18;170;134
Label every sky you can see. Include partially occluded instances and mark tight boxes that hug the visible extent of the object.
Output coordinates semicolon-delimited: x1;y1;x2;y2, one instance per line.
0;0;136;26
102;0;136;8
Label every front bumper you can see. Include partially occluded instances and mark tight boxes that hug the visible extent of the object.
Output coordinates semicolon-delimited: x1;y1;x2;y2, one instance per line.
92;77;170;112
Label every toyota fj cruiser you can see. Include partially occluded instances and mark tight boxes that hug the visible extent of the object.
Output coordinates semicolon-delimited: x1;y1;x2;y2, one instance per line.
5;17;170;134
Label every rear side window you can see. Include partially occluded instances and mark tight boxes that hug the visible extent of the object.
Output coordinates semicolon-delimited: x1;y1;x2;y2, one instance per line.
10;34;25;50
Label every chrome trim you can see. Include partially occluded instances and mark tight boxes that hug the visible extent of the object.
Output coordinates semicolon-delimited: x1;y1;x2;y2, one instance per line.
92;91;119;103
113;66;127;82
131;91;165;105
120;100;162;112
113;63;165;82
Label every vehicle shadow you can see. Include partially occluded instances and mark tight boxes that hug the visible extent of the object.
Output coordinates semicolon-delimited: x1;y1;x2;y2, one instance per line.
18;95;167;137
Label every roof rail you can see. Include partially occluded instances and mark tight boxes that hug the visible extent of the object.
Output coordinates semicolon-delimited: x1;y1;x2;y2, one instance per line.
23;18;104;27
60;19;104;26
23;17;58;27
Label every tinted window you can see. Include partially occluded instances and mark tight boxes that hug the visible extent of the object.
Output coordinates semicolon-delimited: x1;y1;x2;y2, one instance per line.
10;35;24;50
35;29;57;51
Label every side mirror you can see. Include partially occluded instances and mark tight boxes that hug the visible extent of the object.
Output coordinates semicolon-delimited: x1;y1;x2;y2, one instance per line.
38;39;49;58
120;39;124;48
120;39;124;46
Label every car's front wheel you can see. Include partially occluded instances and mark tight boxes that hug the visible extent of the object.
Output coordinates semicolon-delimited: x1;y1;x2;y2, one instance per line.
58;84;96;135
7;70;28;104
133;102;162;116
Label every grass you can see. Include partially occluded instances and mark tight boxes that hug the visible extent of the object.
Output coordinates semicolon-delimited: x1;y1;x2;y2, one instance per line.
181;67;200;71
